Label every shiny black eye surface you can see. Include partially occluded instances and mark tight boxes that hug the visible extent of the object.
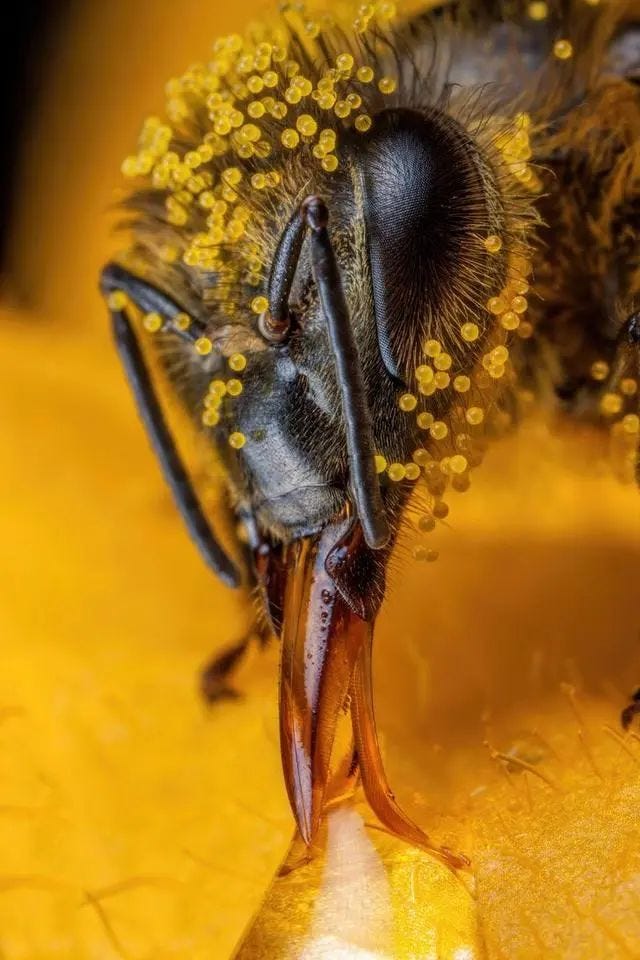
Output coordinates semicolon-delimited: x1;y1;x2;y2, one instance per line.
353;108;499;382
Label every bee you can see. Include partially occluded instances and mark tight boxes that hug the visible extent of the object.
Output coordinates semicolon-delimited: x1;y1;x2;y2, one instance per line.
101;0;639;869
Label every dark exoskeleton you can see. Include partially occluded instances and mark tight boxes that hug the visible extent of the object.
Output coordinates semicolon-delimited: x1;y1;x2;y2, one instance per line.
101;0;640;868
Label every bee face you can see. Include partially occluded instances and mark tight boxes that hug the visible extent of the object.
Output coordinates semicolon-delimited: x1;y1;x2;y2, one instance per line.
226;105;511;541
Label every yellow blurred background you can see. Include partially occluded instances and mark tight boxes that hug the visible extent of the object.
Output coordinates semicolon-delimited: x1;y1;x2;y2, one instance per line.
2;2;640;958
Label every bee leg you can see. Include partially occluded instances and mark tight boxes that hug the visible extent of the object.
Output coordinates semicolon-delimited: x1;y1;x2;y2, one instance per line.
101;264;241;588
621;688;640;731
200;626;270;704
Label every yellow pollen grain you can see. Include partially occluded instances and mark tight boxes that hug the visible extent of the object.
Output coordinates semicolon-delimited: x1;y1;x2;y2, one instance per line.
418;380;436;396
417;412;434;429
484;235;503;254
229;353;247;372
432;500;449;519
405;463;421;481
107;291;128;310
416;364;434;383
413;546;439;563
453;375;471;393
226;379;243;397
554;39;574;60
399;393;418;412
229;432;247;449
284;87;302;106
449;454;468;475
430;421;448;440
247;101;266;119
143;312;163;333
528;0;548;18
378;1;398;20
501;311;520;331
174;313;191;332
412;448;430;466
281;128;300;149
374;454;387;474
321;155;339;172
511;295;528;314
202;410;220;427
434;372;450;389
378;76;397;94
622;414;639;434
600;392;623;416
423;339;441;357
487;296;508;315
387;462;406;482
452;474;471;493
466;406;484;425
271;101;288;119
356;65;374;83
251;295;269;314
461;322;480;342
620;378;637;396
418;515;435;532
434;353;452;371
296;114;318;137
355;114;372;132
209;379;227;397
511;278;530;295
334;100;351;119
590;360;609;381
492;345;509;364
195;337;213;356
318;92;337;110
336;52;355;72
517;320;534;339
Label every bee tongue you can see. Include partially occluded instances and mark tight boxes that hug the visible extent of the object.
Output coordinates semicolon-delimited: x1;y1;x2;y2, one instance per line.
278;517;374;845
274;517;471;870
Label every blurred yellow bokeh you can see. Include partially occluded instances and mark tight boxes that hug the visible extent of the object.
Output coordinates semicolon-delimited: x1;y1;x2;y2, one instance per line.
1;1;640;958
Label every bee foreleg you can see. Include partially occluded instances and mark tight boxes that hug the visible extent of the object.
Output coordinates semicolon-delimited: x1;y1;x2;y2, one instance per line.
101;265;242;588
200;624;271;704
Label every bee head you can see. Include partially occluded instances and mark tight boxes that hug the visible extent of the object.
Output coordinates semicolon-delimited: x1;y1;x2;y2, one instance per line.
232;106;516;554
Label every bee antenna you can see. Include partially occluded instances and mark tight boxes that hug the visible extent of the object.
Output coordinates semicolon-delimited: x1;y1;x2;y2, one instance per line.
302;195;390;551
261;206;307;342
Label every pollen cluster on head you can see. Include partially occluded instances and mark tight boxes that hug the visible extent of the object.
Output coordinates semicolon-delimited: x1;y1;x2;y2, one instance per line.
379;234;535;562
493;112;543;195
119;0;405;329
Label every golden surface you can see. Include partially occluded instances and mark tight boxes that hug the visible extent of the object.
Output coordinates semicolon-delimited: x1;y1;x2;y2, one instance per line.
2;1;640;957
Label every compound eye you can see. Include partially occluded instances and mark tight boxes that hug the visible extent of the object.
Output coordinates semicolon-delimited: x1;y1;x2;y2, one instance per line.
355;108;501;382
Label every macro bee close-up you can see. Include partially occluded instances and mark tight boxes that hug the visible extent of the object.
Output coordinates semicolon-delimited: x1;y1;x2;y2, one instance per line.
2;0;640;957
